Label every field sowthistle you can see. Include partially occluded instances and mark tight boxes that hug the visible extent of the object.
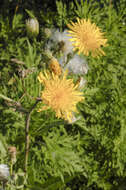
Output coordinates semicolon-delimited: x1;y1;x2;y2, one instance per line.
0;0;126;190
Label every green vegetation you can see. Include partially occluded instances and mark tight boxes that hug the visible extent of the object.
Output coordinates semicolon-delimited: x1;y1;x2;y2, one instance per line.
0;0;126;189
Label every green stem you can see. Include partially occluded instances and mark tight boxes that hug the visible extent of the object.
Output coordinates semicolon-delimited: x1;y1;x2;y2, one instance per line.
108;0;112;28
10;161;13;176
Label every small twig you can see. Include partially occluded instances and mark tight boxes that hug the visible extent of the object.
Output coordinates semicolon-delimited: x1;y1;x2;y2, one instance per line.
24;98;41;173
7;102;28;113
36;97;42;101
11;58;25;65
0;94;16;103
0;94;28;113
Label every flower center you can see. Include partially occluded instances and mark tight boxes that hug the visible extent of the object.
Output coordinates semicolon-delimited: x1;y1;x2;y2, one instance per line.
80;31;99;50
53;87;70;108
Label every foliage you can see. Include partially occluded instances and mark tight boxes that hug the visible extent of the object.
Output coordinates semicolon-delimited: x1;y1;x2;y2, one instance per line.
0;0;126;190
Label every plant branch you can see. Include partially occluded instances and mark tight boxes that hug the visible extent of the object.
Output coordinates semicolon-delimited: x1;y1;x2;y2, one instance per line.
11;58;25;65
0;93;28;113
0;93;42;174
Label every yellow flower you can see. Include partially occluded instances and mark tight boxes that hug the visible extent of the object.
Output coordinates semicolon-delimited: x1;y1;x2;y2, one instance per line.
49;57;62;76
38;70;84;122
67;18;107;57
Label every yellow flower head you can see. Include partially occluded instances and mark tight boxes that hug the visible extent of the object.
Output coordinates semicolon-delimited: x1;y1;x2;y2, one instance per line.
67;18;107;57
49;57;62;76
38;70;84;122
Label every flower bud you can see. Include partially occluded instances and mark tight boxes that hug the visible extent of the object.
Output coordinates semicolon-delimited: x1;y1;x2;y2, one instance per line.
8;146;17;164
0;164;10;182
44;28;51;39
44;49;53;60
26;18;39;38
49;57;62;76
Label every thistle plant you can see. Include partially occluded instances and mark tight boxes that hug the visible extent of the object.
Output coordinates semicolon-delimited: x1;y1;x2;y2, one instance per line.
0;0;126;190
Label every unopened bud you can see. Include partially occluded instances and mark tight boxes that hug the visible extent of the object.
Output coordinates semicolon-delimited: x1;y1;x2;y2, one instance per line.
26;18;39;38
8;146;17;164
44;49;53;60
49;57;62;76
44;28;51;39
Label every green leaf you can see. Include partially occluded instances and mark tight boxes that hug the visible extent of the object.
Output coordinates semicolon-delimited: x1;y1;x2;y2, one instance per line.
28;176;73;190
0;134;7;156
25;9;36;18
